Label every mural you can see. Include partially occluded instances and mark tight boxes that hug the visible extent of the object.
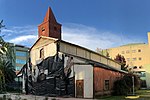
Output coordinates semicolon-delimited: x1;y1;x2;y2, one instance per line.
23;54;75;97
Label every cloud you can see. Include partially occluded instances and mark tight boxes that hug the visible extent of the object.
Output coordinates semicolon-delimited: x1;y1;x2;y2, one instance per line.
1;25;37;36
9;35;38;46
1;25;38;47
1;23;144;50
62;23;143;50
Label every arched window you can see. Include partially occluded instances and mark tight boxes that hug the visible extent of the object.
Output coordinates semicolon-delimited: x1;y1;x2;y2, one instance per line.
40;48;44;58
133;66;137;69
139;66;143;69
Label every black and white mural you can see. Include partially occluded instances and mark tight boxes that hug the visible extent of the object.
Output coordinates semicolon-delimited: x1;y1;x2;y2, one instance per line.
24;53;75;97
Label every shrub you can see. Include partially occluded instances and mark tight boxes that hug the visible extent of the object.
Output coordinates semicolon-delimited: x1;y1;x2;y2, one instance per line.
113;73;140;95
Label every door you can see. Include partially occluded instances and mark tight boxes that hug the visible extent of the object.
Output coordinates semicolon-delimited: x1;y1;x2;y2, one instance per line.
76;80;84;98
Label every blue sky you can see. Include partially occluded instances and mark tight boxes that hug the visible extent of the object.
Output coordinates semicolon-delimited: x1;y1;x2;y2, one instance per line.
1;0;150;50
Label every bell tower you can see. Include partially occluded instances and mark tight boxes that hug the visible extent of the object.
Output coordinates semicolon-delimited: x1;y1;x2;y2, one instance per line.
38;7;61;40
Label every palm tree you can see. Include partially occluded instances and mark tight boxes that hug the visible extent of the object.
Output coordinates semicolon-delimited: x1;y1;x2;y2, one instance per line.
0;20;16;92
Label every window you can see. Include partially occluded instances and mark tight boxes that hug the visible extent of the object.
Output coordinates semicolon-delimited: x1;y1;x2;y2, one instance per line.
132;50;136;53
138;72;146;77
126;50;130;53
15;66;22;71
40;48;44;58
41;27;45;31
54;27;57;31
133;66;137;69
139;57;142;60
121;51;125;54
138;49;141;52
16;51;26;57
16;59;26;64
129;68;132;71
104;80;109;90
139;66;143;69
132;58;136;61
126;58;130;61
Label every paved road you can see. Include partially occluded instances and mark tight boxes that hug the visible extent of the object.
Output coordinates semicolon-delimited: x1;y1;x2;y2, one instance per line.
0;93;97;100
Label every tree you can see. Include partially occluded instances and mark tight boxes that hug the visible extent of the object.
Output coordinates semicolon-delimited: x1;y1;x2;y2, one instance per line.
0;20;16;92
113;73;140;95
114;54;128;71
0;20;5;33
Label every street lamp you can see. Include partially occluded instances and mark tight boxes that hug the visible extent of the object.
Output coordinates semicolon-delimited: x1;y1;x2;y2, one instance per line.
132;76;135;95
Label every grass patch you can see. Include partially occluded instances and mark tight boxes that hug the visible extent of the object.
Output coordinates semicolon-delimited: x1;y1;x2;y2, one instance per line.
97;89;150;100
97;95;126;100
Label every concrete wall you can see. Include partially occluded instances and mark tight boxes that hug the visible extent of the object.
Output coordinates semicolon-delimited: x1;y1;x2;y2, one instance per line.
59;42;121;70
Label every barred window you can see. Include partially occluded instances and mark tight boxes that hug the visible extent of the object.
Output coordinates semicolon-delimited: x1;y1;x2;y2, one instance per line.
104;80;109;90
40;48;44;58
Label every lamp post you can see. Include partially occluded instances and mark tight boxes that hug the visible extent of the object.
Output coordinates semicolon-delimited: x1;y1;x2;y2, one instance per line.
132;76;135;95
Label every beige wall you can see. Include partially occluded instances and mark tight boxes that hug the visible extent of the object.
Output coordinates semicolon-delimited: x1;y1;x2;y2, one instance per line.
30;38;57;66
107;43;150;71
105;33;150;88
59;42;121;70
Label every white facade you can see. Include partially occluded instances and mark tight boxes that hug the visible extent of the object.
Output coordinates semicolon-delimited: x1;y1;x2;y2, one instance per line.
71;57;93;98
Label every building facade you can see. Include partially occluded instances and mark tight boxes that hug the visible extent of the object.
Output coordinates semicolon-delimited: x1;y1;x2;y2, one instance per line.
104;33;150;88
23;7;127;98
14;44;29;75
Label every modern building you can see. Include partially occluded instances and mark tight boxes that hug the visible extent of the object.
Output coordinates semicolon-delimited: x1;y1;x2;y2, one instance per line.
104;33;150;88
21;7;127;98
1;43;29;75
0;42;29;90
14;44;29;75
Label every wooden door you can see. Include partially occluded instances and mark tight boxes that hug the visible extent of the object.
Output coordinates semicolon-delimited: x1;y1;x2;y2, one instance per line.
76;80;84;98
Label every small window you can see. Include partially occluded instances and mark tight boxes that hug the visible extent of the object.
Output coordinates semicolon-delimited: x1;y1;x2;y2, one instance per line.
40;48;44;58
122;51;125;54
139;57;142;60
138;49;141;52
132;58;136;61
126;58;130;61
104;80;109;90
129;68;132;71
54;27;57;31
41;27;45;31
133;66;137;69
126;50;130;53
132;50;136;53
139;66;143;69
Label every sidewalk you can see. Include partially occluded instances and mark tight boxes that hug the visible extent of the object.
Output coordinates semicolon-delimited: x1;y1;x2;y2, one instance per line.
0;93;96;100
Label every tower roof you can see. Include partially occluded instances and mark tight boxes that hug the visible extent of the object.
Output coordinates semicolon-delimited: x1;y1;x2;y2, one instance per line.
43;7;57;22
